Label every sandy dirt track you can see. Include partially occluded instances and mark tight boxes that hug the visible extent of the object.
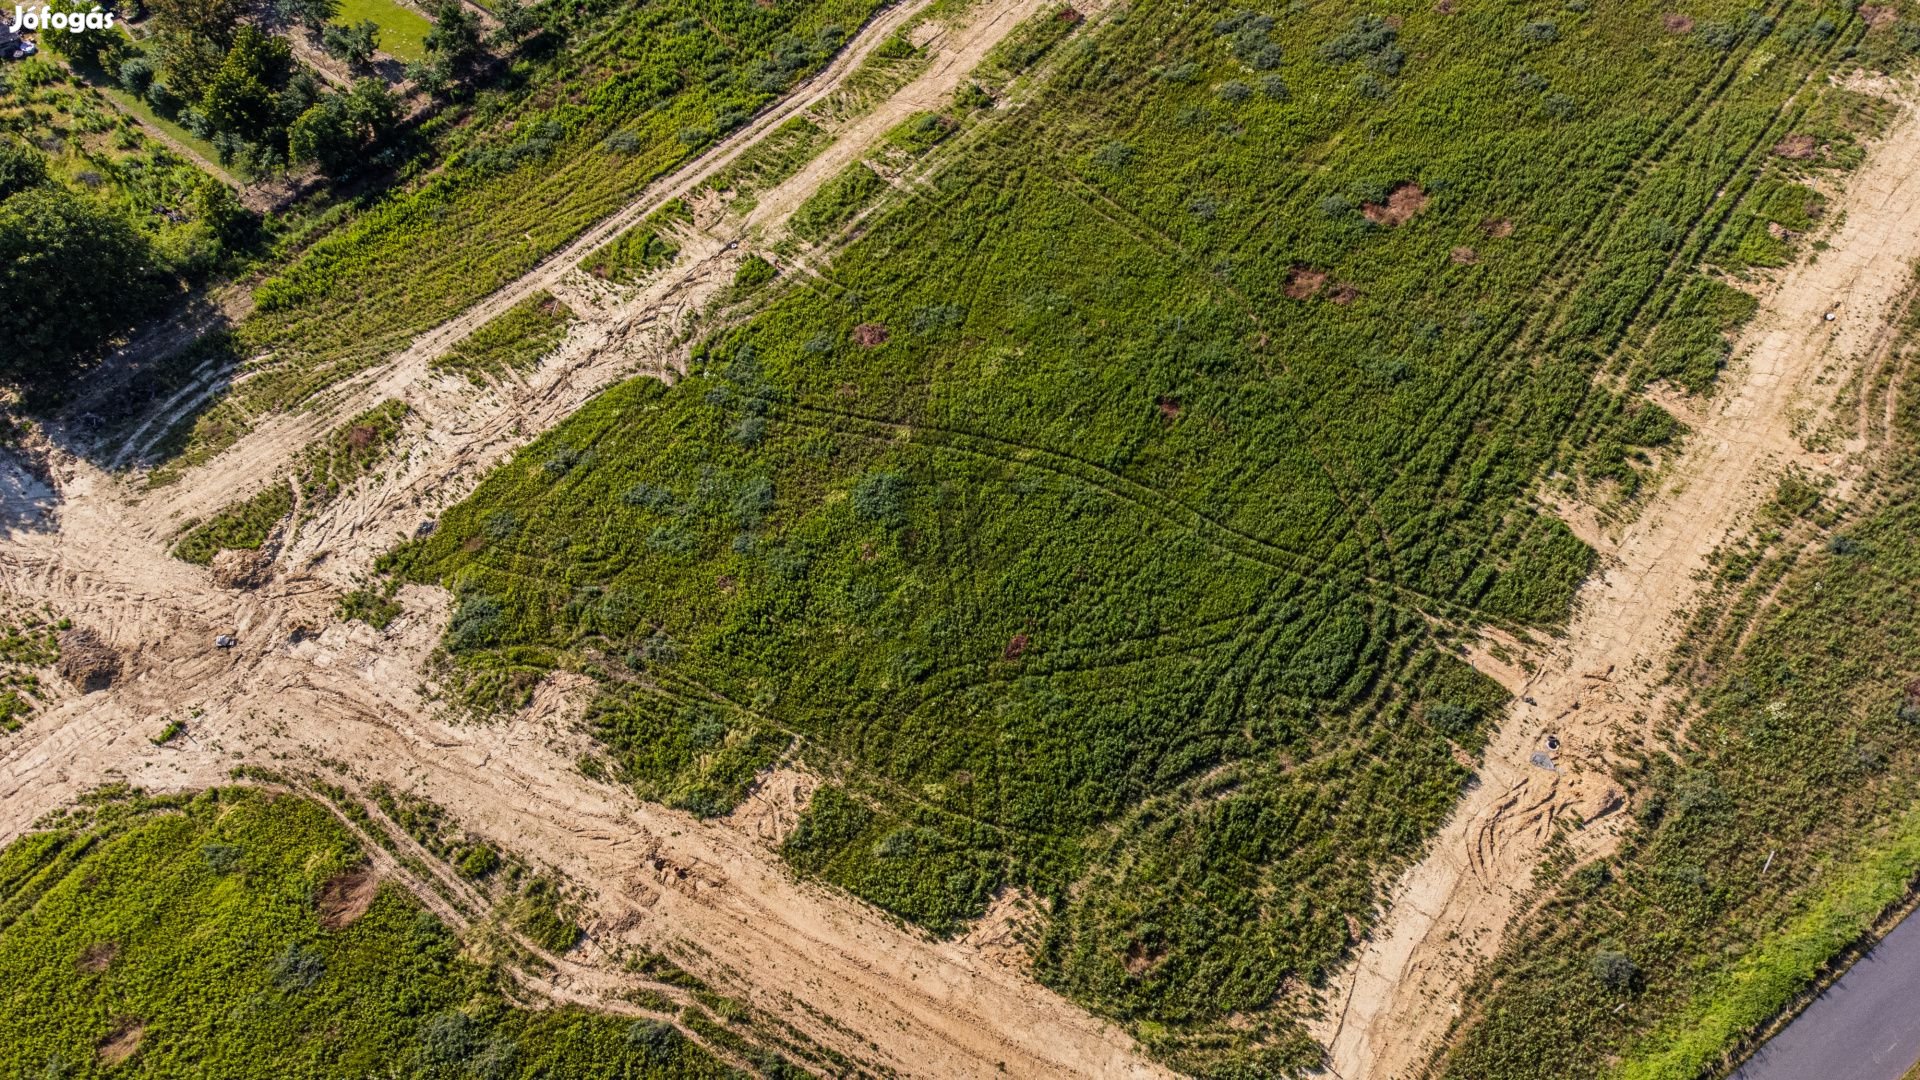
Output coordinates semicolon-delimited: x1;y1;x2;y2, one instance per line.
1313;87;1920;1078
0;1;1170;1076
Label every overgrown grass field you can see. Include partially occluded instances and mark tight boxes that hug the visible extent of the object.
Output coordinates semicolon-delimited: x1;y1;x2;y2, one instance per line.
375;0;1907;1068
0;785;732;1078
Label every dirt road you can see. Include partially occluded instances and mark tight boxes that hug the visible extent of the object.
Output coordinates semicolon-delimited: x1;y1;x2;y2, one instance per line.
0;1;1169;1076
1312;89;1920;1078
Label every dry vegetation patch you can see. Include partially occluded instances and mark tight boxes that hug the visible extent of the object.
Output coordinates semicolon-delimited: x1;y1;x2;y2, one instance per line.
77;942;118;973
97;1020;144;1066
1284;266;1328;298
317;866;380;930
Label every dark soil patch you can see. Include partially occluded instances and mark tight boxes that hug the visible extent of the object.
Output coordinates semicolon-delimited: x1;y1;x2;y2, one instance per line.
1663;12;1694;32
1434;0;1456;13
98;1021;143;1066
77;942;118;973
1057;6;1083;23
1284;266;1327;299
317;866;379;930
1156;397;1182;419
1004;633;1029;660
852;323;890;347
1362;183;1430;227
56;627;120;693
346;424;378;451
1328;284;1360;305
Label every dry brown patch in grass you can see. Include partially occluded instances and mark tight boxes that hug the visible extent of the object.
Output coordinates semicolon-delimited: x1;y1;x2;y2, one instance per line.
1003;633;1029;659
77;942;118;973
1329;284;1360;305
1156;397;1181;419
852;322;890;347
317;866;379;930
1775;133;1819;159
1123;937;1164;976
1434;0;1456;13
1480;217;1515;238
98;1021;143;1066
1860;4;1898;27
1450;246;1479;265
1057;6;1083;23
1362;183;1429;227
1663;12;1694;32
1284;266;1327;299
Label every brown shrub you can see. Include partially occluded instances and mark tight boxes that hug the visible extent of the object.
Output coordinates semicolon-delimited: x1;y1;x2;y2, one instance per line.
1328;284;1360;305
852;323;890;347
1450;246;1479;265
1663;12;1694;32
1480;217;1515;238
1004;633;1030;659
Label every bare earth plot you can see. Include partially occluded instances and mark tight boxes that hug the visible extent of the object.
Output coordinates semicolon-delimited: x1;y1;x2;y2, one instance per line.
0;1;1170;1077
1313;85;1920;1079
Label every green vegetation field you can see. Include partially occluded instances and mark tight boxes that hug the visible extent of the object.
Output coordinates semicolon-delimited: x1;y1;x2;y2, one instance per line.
374;0;1911;1070
0;785;732;1078
333;0;434;62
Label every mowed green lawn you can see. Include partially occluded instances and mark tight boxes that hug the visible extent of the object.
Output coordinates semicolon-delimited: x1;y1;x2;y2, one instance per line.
333;0;432;62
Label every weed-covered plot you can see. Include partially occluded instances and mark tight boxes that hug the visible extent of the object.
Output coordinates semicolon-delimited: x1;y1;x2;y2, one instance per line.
434;293;576;383
0;785;731;1077
385;0;1894;1071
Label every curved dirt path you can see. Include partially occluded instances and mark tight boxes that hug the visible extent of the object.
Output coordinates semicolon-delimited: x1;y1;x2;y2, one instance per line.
0;2;1168;1077
1312;88;1920;1078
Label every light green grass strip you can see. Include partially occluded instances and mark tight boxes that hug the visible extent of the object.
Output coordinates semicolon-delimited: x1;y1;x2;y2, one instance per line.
1612;800;1920;1080
333;0;432;62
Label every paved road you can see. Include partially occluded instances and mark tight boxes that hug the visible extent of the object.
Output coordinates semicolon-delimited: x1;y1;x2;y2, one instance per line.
1731;911;1920;1080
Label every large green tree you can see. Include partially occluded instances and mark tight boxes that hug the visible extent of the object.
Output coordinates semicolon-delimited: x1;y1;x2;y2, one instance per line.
199;26;295;142
0;139;49;202
0;188;165;387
